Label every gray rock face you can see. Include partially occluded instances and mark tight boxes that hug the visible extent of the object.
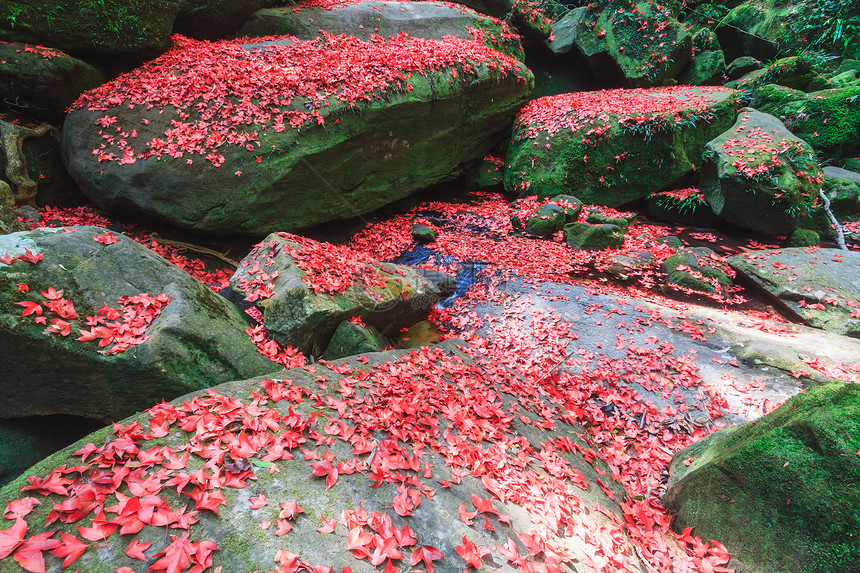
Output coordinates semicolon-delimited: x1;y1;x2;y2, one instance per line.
229;232;441;354
0;341;631;572
239;1;524;59
0;226;277;421
61;33;533;234
701;109;822;235
728;247;860;338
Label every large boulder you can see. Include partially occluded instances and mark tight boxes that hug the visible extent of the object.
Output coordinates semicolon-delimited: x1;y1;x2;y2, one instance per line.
664;380;860;573
175;0;279;40
0;226;277;422
61;34;533;234
751;84;860;162
700;109;822;235
0;0;179;58
0;43;105;121
504;86;737;205
0;182;26;235
239;0;525;60
565;0;692;87
728;247;860;338
0;341;633;572
229;232;443;354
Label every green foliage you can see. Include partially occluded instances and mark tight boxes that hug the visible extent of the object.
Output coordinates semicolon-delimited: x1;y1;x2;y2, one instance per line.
783;0;860;59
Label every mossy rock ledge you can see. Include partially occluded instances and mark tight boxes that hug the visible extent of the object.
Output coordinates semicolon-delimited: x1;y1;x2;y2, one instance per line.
664;380;860;573
229;232;443;354
0;226;277;422
504;86;737;206
61;34;534;235
0;341;634;572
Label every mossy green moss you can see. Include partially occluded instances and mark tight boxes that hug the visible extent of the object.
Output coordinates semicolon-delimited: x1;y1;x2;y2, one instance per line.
665;381;860;573
504;87;737;206
753;84;860;161
0;0;179;57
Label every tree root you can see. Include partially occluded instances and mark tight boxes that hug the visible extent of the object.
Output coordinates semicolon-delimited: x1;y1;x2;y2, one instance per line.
0;116;60;206
148;233;240;268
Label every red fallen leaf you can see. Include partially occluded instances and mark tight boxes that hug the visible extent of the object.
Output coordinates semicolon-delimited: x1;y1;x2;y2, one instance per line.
517;531;545;557
126;538;153;560
315;514;336;533
14;531;61;573
77;511;119;541
48;318;71;336
249;492;268;509
50;532;88;567
40;286;63;300
93;231;120;245
16;249;43;264
410;545;443;573
0;252;13;264
346;526;373;559
456;536;490;569
495;536;523;565
278;501;305;520
148;533;193;573
310;460;339;489
458;503;477;525
0;518;27;559
116;569;136;573
275;549;301;573
189;488;226;515
382;559;400;573
16;301;42;317
4;498;40;520
274;519;292;536
14;283;28;293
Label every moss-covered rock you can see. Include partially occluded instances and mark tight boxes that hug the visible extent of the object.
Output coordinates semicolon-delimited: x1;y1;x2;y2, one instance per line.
0;0;179;58
822;167;860;219
563;222;625;250
662;247;732;294
525;203;565;236
504;86;737;205
0;341;630;572
321;319;389;360
584;212;632;231
728;247;860;338
62;34;533;234
569;0;692;87
752;84;860;162
664;380;860;573
678;50;725;86
410;223;438;244
725;55;762;80
229;233;441;354
0;182;26;235
715;1;789;61
787;228;820;247
700;109;823;235
0;42;105;121
239;0;525;60
0;226;277;422
175;0;279;40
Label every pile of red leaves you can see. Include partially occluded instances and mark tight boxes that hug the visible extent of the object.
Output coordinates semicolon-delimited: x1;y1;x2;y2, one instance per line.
513;86;733;141
73;32;527;167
